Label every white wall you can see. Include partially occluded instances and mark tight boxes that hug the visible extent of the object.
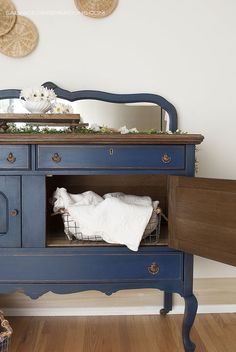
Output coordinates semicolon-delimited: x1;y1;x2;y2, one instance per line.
1;0;236;294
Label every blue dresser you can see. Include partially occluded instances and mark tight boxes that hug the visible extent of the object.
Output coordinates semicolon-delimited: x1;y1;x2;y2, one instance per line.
1;85;235;352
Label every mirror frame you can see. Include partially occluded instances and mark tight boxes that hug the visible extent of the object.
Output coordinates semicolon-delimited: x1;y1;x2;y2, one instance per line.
0;82;178;132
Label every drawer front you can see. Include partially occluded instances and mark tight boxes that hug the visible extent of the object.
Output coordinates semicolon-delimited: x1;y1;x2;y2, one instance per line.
0;252;183;282
36;145;185;170
0;145;30;170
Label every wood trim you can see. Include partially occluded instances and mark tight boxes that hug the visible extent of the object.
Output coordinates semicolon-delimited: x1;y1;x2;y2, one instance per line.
0;134;204;145
168;176;236;266
0;113;81;122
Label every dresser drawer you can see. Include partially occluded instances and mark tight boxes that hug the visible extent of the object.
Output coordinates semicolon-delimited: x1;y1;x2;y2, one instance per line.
0;145;31;170
36;145;185;170
0;252;183;282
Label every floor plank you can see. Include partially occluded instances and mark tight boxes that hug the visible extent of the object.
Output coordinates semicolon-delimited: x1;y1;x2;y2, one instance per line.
7;314;236;352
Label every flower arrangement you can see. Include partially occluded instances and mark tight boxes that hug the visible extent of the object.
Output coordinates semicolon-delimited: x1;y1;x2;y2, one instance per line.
20;86;56;102
51;102;73;114
20;86;57;114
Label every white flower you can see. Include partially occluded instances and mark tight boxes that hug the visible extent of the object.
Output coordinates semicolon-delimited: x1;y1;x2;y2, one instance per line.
90;123;101;132
20;86;56;102
118;126;139;134
51;103;73;114
118;125;130;134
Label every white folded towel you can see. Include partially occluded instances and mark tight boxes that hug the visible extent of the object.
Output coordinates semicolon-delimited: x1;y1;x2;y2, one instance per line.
68;197;153;251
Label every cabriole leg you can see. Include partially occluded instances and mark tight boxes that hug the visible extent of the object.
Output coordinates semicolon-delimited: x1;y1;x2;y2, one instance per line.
160;292;172;315
182;294;198;352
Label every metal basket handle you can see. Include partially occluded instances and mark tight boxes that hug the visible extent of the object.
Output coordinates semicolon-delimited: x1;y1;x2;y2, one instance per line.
154;207;168;222
0;311;13;341
51;208;68;216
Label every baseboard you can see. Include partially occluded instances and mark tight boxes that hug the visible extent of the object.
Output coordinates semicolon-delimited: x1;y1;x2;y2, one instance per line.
3;304;236;317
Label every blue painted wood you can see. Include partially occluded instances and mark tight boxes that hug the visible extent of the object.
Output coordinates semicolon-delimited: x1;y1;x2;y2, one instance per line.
180;254;197;351
183;253;194;297
0;252;183;282
0;82;178;132
0;191;7;233
161;292;173;314
182;295;198;352
0;245;179;255
0;281;185;300
0;176;21;247
0;145;31;170
0;168;191;176
185;145;196;176
22;176;45;248
36;145;185;171
0;88;21;100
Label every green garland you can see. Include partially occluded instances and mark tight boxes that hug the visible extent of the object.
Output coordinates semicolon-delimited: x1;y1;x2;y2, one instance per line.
0;123;187;135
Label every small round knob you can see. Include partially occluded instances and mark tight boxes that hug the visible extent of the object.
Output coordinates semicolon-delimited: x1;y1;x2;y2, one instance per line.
148;262;160;275
10;209;18;217
52;153;61;163
162;153;171;164
6;152;16;163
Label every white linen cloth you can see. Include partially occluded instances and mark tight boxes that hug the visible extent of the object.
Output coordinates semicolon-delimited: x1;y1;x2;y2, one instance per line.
53;188;103;211
53;188;156;251
104;192;159;209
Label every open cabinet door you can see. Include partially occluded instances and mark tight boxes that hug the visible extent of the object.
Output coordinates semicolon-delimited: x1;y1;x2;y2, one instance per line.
168;176;236;266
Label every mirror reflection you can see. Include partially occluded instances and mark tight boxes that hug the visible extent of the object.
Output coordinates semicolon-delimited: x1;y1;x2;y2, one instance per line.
0;98;169;132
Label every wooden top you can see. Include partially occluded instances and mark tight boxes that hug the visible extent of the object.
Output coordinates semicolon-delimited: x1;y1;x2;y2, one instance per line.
0;113;81;123
0;133;204;145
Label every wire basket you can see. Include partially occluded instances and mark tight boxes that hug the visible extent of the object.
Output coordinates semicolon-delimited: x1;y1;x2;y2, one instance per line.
54;207;162;245
0;312;12;352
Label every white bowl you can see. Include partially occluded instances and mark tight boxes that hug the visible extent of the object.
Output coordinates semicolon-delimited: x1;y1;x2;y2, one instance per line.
24;100;52;114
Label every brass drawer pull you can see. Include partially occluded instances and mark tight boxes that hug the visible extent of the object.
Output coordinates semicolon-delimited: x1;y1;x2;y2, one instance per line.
52;153;61;163
10;209;18;217
6;152;16;163
162;153;171;164
148;262;160;275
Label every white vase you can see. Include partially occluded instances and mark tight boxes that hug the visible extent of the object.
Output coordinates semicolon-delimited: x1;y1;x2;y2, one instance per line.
23;100;52;114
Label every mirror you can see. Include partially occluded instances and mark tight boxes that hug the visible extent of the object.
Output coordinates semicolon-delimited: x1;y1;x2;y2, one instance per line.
58;98;169;131
0;98;169;132
0;82;177;132
0;99;26;114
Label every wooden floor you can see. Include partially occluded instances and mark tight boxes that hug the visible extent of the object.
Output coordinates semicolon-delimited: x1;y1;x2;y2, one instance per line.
8;314;236;352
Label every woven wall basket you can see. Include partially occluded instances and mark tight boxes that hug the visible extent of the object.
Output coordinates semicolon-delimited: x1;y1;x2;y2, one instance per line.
0;16;38;57
75;0;118;18
0;0;16;36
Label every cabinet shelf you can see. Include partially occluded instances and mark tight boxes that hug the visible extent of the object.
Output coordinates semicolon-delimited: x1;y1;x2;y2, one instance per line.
46;174;169;248
46;224;168;248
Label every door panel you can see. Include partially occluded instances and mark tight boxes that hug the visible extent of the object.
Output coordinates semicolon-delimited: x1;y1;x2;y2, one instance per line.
168;176;236;266
0;192;7;233
0;176;21;247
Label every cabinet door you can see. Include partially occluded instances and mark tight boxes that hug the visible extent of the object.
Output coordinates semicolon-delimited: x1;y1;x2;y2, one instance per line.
168;176;236;266
0;176;21;247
